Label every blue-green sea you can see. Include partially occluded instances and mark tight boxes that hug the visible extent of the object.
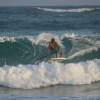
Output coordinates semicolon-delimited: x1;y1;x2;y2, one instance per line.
0;6;100;100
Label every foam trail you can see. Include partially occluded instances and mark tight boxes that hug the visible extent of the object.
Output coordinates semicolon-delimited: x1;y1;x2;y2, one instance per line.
65;47;98;60
0;59;100;89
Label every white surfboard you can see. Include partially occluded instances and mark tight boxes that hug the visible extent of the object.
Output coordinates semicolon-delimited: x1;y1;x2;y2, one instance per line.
49;57;66;62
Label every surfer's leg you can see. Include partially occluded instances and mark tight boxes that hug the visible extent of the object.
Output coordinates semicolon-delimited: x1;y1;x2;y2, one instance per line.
55;49;59;57
58;48;64;57
55;51;57;57
51;50;58;57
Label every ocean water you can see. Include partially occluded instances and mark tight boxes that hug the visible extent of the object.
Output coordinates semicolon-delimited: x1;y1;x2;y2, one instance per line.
0;6;100;100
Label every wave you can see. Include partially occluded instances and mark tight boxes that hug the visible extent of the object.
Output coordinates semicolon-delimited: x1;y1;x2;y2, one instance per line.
0;33;100;65
66;47;98;60
0;33;63;66
0;59;100;89
0;32;96;43
37;7;96;13
0;33;62;46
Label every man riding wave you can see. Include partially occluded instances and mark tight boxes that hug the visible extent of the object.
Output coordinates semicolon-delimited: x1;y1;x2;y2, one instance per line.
48;38;61;57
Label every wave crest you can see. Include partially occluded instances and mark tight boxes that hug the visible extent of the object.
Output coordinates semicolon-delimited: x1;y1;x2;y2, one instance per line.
0;33;100;65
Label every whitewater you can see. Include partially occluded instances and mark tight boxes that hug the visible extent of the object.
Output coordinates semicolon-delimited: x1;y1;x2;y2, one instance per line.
0;59;100;89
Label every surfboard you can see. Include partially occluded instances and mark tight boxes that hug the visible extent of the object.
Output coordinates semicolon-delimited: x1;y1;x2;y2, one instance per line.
49;57;66;62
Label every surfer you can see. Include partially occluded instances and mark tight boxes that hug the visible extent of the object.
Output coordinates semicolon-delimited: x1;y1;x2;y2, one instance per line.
48;38;59;57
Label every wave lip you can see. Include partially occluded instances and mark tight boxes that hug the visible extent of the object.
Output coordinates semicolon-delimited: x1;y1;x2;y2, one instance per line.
0;33;63;46
37;7;96;13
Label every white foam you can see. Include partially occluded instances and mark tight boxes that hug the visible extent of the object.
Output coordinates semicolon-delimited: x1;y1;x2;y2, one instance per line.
37;7;67;13
66;47;98;60
0;32;99;51
37;7;96;13
62;32;79;39
0;59;100;89
0;36;16;42
0;33;64;48
0;32;99;42
66;8;95;12
33;32;63;47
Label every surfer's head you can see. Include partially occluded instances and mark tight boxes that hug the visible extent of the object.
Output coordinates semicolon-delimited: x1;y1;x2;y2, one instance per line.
51;38;55;43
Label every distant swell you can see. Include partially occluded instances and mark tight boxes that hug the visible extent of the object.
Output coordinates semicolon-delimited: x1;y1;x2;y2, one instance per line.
37;7;97;13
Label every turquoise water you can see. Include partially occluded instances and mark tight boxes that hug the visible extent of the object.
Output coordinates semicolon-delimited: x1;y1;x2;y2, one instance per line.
0;6;100;99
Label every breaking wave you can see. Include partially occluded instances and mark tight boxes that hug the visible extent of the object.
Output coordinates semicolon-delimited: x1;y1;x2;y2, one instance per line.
0;59;100;89
0;32;100;65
